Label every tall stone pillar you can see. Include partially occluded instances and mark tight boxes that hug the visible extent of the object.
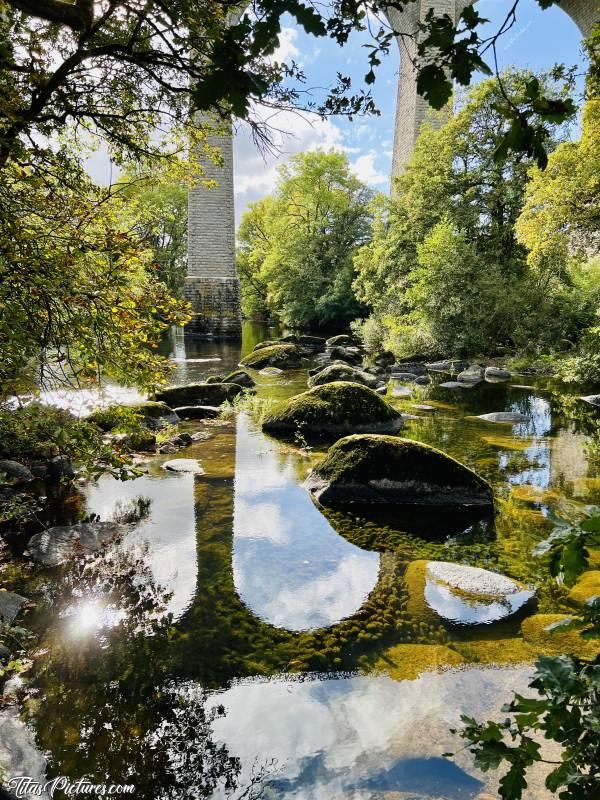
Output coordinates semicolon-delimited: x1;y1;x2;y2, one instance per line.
386;1;473;181
184;124;242;339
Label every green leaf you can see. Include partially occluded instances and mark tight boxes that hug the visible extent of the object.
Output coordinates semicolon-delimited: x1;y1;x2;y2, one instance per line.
499;762;528;800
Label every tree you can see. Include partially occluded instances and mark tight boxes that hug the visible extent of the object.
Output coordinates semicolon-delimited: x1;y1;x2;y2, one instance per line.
237;150;373;329
353;69;575;357
236;197;273;320
0;149;189;400
0;1;581;169
118;166;190;298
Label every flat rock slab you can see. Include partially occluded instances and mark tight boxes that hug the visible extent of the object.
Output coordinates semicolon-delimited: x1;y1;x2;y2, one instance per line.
162;458;204;474
173;405;220;420
191;431;211;442
390;372;419;382
485;367;511;381
392;385;413;397
581;395;600;408
425;561;535;625
259;367;283;377
0;590;27;623
439;381;470;389
28;522;126;567
413;404;436;411
477;412;528;424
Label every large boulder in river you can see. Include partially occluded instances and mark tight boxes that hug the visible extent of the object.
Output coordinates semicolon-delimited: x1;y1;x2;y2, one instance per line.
262;382;402;439
405;560;535;626
485;366;511;381
0;460;34;485
307;363;379;389
240;343;303;370
325;334;354;347
156;382;242;407
279;333;326;352
305;435;493;509
28;522;126;567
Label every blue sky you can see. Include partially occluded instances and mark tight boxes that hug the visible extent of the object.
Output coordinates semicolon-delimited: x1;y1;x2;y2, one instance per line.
232;0;587;221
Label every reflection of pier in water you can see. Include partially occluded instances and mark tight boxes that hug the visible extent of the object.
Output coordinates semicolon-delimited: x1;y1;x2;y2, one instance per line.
173;412;387;686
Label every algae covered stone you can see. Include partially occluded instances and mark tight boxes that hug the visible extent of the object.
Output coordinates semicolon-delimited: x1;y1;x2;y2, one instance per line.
240;343;303;369
307;364;378;390
262;382;402;439
155;382;242;407
305;434;493;509
567;570;600;607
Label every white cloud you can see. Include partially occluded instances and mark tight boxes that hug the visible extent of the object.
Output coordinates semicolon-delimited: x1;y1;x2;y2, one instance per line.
350;152;389;187
272;27;300;64
233;107;345;221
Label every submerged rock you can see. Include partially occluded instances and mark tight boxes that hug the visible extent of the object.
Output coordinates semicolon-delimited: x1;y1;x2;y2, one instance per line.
308;364;378;389
222;370;255;388
438;381;467;389
0;591;27;623
28;522;126;567
391;362;427;376
305;434;494;509
262;382;402;439
173;405;220;420
406;560;534;626
477;412;528;424
156;382;242;407
485;366;511;381
259;366;284;377
392;384;412;397
162;458;204;475
413;404;436;411
240;343;303;370
390;372;419;382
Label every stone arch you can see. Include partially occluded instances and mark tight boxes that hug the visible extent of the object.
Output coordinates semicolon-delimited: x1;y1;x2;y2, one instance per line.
185;0;598;339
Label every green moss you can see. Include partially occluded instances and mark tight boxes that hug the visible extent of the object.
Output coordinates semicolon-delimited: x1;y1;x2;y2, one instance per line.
370;643;465;680
521;614;600;659
312;434;492;495
404;560;434;624
567;571;600;607
451;636;538;665
262;382;401;438
205;375;223;384
307;364;377;389
240;343;302;369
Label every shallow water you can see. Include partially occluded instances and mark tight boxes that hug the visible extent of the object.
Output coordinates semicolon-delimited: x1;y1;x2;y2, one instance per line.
4;322;600;799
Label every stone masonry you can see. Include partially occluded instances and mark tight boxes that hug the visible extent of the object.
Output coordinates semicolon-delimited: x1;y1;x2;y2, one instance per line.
186;0;597;338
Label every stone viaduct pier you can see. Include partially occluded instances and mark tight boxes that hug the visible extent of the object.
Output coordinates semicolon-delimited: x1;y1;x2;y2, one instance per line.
185;0;597;339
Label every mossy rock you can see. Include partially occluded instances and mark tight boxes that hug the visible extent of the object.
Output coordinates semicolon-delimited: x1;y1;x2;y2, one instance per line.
262;382;402;440
252;339;281;351
240;343;303;369
521;614;600;659
306;435;494;509
155;382;242;407
90;400;179;432
223;370;255;389
307;363;379;389
205;375;223;384
371;643;465;680
279;333;326;352
567;571;600;607
326;334;354;347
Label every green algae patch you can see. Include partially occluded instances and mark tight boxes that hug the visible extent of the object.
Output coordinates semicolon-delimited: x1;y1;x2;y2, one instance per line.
240;343;302;369
483;435;534;452
510;484;562;505
404;561;432;624
521;614;600;659
371;643;465;680
451;636;538;665
567;570;600;607
305;434;493;509
262;382;402;440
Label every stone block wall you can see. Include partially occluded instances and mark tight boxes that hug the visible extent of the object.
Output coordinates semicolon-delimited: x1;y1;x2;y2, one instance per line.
185;123;241;339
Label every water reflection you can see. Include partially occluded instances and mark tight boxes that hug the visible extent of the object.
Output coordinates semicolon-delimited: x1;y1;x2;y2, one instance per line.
85;467;197;619
232;414;380;631
206;666;538;799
